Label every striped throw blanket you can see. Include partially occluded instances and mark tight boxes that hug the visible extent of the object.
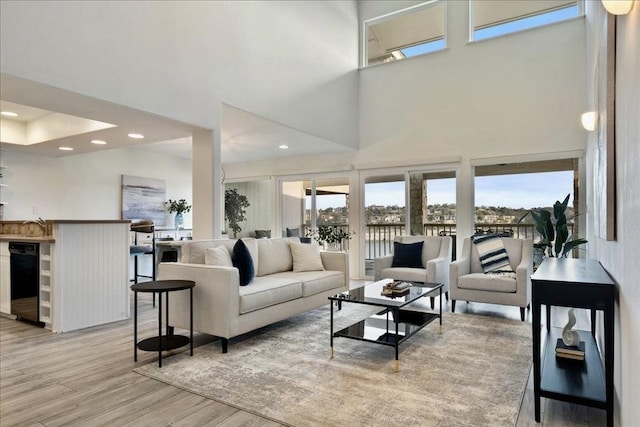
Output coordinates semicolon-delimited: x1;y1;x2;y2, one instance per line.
472;234;514;274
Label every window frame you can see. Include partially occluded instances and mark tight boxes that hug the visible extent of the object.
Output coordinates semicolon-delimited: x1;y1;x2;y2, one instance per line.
468;0;584;43
362;0;447;68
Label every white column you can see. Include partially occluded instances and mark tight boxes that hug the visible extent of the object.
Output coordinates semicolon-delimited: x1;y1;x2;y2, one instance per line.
456;160;475;259
192;127;222;239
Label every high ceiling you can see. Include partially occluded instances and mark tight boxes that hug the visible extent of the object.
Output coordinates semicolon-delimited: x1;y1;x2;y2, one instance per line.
0;74;353;163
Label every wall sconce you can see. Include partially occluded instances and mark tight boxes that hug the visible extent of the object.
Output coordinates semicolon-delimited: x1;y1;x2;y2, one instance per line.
581;111;597;131
601;0;635;15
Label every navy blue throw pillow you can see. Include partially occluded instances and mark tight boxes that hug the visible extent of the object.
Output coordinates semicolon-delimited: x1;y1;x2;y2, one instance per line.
391;241;424;268
232;239;255;286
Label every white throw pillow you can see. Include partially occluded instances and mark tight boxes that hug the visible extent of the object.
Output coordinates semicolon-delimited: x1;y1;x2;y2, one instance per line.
205;245;233;267
290;241;324;272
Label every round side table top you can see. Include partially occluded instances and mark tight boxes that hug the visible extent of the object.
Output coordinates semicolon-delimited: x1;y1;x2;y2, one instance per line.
131;280;195;293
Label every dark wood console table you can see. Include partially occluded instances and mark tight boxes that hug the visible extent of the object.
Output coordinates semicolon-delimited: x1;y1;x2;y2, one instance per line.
531;258;615;426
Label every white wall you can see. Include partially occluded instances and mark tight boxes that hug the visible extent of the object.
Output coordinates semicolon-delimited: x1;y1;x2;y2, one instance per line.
584;3;640;426
1;147;192;228
0;1;359;150
358;0;586;166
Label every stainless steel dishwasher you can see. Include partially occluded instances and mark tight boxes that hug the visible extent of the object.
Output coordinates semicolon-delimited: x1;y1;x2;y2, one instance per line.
9;242;43;326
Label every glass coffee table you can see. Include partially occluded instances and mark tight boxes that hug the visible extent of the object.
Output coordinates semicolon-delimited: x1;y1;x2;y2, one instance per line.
329;279;443;372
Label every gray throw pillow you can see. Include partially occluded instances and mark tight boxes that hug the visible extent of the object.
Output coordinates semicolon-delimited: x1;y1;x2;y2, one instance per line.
255;229;271;239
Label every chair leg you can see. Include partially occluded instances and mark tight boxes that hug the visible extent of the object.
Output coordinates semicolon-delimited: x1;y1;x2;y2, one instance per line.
430;297;435;309
445;291;449;301
451;300;456;312
520;307;526;321
221;338;228;353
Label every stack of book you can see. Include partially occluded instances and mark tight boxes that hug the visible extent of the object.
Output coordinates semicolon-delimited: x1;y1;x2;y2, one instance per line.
381;281;412;297
555;339;585;361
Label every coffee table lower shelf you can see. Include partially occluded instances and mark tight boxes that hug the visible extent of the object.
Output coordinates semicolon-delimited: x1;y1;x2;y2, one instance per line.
332;309;440;371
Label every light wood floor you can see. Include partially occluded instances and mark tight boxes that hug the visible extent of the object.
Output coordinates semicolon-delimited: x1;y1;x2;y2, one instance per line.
0;286;606;426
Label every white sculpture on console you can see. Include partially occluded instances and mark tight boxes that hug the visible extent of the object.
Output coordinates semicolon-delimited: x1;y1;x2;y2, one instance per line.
562;308;580;346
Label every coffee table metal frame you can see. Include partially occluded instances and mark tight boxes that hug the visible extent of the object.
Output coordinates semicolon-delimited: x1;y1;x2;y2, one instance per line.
329;279;443;372
131;279;195;367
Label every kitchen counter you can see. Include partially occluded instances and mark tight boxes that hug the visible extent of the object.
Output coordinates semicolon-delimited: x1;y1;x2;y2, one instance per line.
1;219;130;243
0;234;56;243
1;220;131;332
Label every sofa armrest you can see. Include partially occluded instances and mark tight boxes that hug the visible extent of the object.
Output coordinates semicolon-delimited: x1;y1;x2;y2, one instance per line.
515;247;533;305
373;255;394;280
159;262;240;338
320;251;349;289
426;256;450;290
449;255;471;292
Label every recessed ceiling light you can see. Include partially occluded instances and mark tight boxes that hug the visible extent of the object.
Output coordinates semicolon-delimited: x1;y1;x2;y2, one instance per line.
128;133;144;139
91;139;107;145
58;146;74;151
279;145;289;149
1;111;19;117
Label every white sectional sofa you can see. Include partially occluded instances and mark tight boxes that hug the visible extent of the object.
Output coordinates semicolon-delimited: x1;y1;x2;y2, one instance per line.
158;237;348;352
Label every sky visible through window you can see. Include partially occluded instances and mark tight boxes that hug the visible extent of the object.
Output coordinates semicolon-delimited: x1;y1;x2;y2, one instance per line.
474;5;579;41
343;171;573;210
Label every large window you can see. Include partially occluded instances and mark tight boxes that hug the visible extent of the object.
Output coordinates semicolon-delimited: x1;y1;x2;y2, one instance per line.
364;1;446;67
362;169;456;276
473;158;580;243
470;0;581;42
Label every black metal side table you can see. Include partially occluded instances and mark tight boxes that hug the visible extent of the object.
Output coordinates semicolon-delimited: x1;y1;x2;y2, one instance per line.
131;279;195;367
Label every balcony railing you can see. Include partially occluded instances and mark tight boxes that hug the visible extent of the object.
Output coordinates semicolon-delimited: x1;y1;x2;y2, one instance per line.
306;222;574;261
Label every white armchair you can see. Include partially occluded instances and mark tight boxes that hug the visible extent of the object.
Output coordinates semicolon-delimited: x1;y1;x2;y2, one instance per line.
450;237;533;321
374;235;452;307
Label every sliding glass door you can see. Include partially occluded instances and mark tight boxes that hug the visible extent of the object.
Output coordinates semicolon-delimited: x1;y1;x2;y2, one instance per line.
362;169;456;277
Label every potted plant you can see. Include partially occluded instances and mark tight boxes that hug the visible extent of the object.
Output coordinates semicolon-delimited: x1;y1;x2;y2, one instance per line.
519;194;587;263
225;188;250;238
165;198;192;229
308;225;355;251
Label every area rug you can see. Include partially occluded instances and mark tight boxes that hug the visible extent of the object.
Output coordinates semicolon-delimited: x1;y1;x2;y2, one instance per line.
134;305;532;427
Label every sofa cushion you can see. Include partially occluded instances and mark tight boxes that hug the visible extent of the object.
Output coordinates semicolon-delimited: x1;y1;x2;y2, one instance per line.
380;267;427;283
239;276;302;314
290;241;324;272
205;245;233;266
471;234;514;274
392;241;424;268
286;227;300;237
255;229;271;239
233;239;255;286
270;271;344;297
181;239;234;264
256;238;295;276
458;272;517;293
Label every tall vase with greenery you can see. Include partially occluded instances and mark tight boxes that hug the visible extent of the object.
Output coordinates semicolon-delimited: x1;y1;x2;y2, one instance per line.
165;199;192;229
225;188;250;238
519;194;587;259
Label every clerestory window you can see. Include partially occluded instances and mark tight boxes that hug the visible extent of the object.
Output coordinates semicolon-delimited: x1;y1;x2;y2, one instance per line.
470;0;582;42
364;1;446;67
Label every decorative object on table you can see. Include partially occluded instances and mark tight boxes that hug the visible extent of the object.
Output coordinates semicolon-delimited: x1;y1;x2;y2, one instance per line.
561;308;580;347
518;194;587;263
225;188;250;238
122;175;167;226
555;338;585;361
165;198;192;230
381;280;412;297
307;225;355;251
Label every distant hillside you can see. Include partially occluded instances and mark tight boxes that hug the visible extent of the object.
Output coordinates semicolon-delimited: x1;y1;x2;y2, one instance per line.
309;203;575;225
